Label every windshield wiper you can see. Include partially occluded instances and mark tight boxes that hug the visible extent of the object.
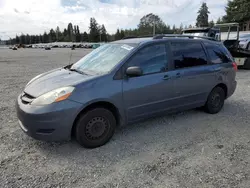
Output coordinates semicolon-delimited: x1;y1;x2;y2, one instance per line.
64;63;73;69
69;68;88;75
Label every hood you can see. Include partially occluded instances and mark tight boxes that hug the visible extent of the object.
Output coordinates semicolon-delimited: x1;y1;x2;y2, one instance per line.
24;68;95;97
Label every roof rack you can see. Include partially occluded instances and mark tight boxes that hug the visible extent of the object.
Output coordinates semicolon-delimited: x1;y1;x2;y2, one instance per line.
122;36;138;39
182;27;211;32
122;35;153;40
214;23;239;27
153;34;217;41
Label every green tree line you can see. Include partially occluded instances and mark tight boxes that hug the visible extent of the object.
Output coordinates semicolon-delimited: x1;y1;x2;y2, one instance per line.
12;19;107;44
216;0;250;25
7;0;250;44
9;15;191;45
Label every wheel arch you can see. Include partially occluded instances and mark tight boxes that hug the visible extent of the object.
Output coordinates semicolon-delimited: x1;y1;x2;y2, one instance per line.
213;83;228;98
71;101;121;137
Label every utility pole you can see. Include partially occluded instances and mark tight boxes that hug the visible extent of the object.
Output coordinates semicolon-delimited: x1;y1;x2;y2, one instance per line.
6;35;12;45
153;20;156;36
150;14;156;36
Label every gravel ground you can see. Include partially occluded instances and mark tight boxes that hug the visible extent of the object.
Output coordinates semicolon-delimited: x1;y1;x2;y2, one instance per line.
0;48;250;188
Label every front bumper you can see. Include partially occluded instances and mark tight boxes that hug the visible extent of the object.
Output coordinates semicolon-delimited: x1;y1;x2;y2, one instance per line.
16;94;82;141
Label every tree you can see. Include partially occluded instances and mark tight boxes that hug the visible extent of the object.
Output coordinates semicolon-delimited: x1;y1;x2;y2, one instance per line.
77;25;80;34
19;34;25;44
62;28;68;41
209;20;215;27
73;25;77;42
100;24;107;42
224;0;250;23
55;26;62;41
39;34;42;43
120;29;125;39
172;25;176;33
25;34;31;44
138;13;167;35
49;29;56;42
216;17;222;24
115;29;121;40
74;25;77;34
172;25;176;30
16;35;20;44
89;18;100;42
35;35;39;43
43;32;49;43
30;35;35;44
75;25;81;42
67;23;73;41
163;25;172;34
196;2;210;27
177;23;184;34
82;32;89;42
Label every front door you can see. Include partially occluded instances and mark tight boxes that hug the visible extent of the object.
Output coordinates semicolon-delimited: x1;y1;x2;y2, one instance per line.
122;43;176;122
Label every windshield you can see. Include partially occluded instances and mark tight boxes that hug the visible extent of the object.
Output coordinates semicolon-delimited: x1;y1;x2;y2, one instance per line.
71;43;135;75
239;34;250;39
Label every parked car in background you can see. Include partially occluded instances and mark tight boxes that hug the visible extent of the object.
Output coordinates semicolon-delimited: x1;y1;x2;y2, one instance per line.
238;33;250;50
16;36;237;148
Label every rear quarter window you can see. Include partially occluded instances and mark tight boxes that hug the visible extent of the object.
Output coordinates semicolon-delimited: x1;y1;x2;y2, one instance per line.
204;42;233;64
170;41;208;69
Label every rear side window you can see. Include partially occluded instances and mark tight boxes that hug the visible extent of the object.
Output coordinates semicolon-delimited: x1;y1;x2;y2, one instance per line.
170;42;207;69
204;42;233;64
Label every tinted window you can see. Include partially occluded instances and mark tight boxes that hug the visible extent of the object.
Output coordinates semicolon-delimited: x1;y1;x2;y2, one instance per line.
128;44;167;75
204;42;232;64
171;42;207;69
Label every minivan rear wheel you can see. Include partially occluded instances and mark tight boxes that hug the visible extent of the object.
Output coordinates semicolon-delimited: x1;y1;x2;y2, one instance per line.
204;87;225;114
75;108;116;148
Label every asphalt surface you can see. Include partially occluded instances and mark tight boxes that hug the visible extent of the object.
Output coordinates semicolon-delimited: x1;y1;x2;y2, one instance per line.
0;48;250;188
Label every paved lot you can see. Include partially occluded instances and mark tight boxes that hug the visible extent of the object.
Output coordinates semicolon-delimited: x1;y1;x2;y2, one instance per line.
0;48;250;188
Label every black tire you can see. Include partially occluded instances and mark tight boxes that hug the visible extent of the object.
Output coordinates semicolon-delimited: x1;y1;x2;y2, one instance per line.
75;108;116;148
204;87;225;114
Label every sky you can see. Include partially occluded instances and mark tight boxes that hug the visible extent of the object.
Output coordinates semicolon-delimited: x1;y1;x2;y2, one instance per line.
0;0;227;40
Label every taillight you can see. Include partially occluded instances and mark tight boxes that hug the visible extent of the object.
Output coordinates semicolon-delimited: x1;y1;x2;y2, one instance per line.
232;62;238;71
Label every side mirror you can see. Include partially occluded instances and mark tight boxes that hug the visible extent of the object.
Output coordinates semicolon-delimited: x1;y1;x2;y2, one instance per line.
126;66;142;77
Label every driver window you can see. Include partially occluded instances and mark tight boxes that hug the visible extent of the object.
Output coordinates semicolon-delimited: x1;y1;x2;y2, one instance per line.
128;44;168;75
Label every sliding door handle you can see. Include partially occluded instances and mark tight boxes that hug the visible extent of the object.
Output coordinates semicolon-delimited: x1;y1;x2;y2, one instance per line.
176;73;181;78
163;75;170;80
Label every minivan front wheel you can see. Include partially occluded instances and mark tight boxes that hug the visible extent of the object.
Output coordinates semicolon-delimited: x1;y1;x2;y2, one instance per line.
75;108;116;148
204;87;225;114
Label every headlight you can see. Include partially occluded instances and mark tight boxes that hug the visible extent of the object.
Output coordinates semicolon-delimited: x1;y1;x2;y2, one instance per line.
31;86;75;106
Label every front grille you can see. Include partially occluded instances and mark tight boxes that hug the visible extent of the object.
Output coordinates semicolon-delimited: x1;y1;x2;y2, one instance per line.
21;92;35;104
